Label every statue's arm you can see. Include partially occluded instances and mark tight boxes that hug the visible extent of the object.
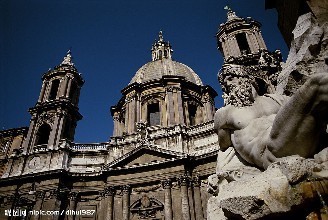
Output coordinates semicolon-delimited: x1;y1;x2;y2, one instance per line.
215;107;233;150
269;73;328;156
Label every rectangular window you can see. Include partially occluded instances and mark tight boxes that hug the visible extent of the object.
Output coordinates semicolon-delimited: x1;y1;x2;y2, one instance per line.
148;103;160;126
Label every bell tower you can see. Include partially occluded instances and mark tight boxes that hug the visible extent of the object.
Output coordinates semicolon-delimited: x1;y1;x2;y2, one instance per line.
216;6;267;59
216;7;282;105
23;50;84;153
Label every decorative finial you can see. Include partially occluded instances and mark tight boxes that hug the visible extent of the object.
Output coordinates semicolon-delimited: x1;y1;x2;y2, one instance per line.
61;49;74;66
159;30;164;42
224;5;232;12
224;5;239;21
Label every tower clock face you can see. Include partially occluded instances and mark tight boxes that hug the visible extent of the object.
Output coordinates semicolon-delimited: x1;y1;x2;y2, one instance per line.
28;156;41;169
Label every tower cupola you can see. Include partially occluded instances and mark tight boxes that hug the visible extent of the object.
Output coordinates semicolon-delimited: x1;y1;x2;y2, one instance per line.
23;50;84;153
151;31;173;61
216;7;267;60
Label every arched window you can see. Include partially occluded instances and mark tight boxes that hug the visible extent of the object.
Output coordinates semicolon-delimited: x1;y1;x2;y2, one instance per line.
188;104;197;126
35;124;51;146
236;33;251;55
147;102;160;126
49;79;60;100
159;50;163;59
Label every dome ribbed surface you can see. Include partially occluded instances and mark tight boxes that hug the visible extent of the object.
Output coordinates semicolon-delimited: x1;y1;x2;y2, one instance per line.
129;59;203;86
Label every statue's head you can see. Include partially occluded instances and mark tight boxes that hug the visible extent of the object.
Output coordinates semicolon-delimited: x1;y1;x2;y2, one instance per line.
219;64;256;107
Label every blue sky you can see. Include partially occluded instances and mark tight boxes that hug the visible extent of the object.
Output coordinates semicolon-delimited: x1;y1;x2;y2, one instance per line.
0;0;288;143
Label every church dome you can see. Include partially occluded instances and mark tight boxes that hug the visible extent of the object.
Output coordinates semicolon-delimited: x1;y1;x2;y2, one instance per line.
129;58;203;86
129;31;203;86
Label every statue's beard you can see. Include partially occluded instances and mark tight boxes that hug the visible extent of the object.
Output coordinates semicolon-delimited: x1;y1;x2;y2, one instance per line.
223;81;254;107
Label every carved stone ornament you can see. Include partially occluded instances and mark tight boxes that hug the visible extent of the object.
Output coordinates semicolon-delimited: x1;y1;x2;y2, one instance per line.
135;121;153;147
161;179;172;189
0;138;11;153
100;186;115;197
133;184;161;192
37;112;55;126
121;185;131;194
28;156;41;169
130;195;164;219
178;175;190;186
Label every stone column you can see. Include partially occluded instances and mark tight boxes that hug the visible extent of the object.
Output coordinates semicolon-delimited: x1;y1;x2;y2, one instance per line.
162;179;173;220
172;88;179;124
193;177;204;220
99;186;115;220
245;32;256;53
65;76;73;98
43;80;52;101
124;101;130;133
136;94;141;124
227;37;236;58
249;32;260;52
31;191;45;220
231;36;241;56
221;40;229;57
254;30;267;50
188;182;195;220
161;99;168;127
113;113;120;137
203;95;213;122
38;81;48;102
128;97;136;133
166;87;175;126
176;87;185;125
59;76;69;98
23;114;37;152
49;111;66;149
179;176;191;220
122;185;130;220
67;192;78;220
53;188;68;220
184;102;190;126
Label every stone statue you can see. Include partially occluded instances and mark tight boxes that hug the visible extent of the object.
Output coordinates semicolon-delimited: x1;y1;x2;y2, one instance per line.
207;11;328;219
215;65;328;170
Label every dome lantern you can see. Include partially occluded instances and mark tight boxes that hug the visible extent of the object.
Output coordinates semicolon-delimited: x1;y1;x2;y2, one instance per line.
151;31;173;61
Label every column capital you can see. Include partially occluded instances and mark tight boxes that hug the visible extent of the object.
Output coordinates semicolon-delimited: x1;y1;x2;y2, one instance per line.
100;186;115;197
121;185;131;194
69;191;79;201
113;115;120;121
161;179;172;189
35;191;46;199
166;86;181;92
178;175;191;187
192;176;201;187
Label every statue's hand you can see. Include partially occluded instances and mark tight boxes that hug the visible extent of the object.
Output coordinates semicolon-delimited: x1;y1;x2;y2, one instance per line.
207;174;219;196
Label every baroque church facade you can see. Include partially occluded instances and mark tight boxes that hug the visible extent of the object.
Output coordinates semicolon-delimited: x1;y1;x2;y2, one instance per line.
0;9;279;220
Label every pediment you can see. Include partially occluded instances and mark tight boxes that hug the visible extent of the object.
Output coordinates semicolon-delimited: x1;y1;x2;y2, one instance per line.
104;146;186;169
